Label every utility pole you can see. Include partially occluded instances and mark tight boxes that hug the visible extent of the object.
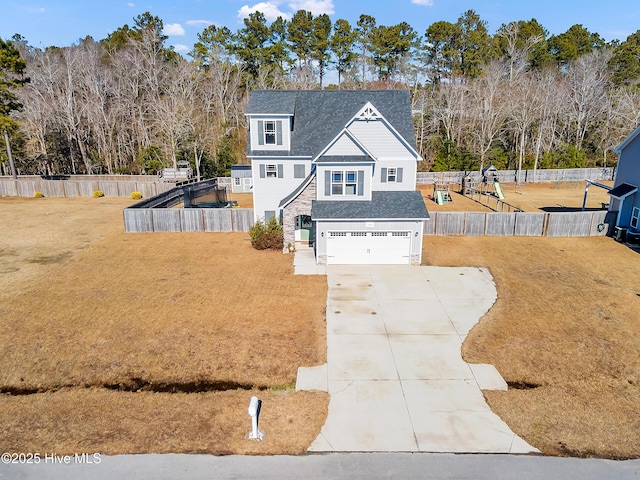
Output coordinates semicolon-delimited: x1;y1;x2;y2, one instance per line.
3;127;17;179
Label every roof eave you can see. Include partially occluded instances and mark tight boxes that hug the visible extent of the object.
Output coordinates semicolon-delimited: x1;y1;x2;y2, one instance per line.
312;216;430;221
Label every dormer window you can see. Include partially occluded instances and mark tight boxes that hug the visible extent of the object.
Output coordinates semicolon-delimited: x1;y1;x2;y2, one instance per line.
331;170;358;196
257;120;283;147
264;121;276;145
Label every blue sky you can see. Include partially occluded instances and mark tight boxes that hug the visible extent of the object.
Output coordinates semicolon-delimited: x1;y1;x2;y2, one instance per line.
1;0;639;55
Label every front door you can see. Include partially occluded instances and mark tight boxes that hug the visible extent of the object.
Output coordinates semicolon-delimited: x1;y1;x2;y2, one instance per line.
295;215;314;244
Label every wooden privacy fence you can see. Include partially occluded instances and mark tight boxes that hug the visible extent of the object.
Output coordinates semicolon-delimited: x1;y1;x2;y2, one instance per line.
1;168;614;197
0;178;174;198
124;207;612;238
424;210;615;237
124;208;255;233
417;167;615;185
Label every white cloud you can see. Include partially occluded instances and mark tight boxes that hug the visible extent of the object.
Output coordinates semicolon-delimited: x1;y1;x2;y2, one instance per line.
173;44;190;53
163;23;186;36
237;2;292;22
23;6;45;13
127;2;135;7
411;0;434;5
186;19;213;27
288;0;334;15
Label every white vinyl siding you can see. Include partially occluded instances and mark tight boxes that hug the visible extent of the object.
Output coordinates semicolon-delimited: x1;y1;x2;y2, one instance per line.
373;160;416;191
323;132;368;156
250;116;290;151
251;158;312;222
347;119;413;158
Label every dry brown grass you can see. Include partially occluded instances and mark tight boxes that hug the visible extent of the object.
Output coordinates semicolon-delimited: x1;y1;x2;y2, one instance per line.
3;189;636;458
423;236;640;459
418;181;613;213
0;389;326;455
0;197;328;454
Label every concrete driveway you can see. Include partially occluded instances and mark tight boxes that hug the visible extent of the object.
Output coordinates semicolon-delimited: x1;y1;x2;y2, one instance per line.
296;265;539;454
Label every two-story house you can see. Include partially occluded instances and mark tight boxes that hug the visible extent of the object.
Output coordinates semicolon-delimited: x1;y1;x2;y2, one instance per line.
611;124;640;238
245;90;429;265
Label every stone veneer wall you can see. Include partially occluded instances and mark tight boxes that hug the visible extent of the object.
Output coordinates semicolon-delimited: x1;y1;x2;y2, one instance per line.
282;177;316;253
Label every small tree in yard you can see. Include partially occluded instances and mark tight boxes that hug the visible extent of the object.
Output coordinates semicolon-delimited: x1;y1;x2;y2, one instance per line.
249;216;283;250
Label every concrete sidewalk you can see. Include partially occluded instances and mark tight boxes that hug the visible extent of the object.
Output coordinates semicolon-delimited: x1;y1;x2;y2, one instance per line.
293;245;326;275
297;265;539;454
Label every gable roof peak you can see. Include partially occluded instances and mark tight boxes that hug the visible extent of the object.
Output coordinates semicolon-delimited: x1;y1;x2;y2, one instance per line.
355;102;382;122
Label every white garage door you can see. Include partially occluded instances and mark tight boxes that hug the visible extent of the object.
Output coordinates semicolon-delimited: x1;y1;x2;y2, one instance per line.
327;231;411;265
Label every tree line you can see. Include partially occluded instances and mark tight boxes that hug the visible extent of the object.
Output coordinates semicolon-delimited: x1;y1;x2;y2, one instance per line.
1;10;640;177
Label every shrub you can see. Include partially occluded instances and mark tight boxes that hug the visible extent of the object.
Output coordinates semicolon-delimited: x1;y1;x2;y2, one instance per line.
249;216;283;250
93;190;104;198
34;191;44;198
131;191;143;199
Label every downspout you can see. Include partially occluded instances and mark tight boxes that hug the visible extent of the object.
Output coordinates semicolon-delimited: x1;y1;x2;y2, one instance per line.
615;197;624;228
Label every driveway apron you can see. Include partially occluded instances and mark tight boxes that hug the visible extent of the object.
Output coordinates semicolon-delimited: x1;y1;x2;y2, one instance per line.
297;265;539;454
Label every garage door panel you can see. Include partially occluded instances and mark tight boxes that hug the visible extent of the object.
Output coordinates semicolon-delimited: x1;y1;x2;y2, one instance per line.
327;231;410;265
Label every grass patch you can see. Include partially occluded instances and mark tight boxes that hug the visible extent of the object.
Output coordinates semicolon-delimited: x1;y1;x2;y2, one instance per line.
424;236;640;459
0;197;328;455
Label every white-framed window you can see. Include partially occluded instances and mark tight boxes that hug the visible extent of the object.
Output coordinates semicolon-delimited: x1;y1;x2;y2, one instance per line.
387;168;397;182
264;121;276;145
331;170;357;196
632;206;639;229
266;164;277;178
234;177;241;186
331;171;343;195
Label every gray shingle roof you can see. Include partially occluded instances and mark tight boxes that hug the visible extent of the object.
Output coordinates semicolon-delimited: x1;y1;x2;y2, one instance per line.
312;191;429;220
608;182;638;198
245;91;297;115
246;90;416;158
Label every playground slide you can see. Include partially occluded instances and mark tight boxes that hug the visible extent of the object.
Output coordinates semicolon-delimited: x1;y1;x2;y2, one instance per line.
494;181;505;200
435;190;445;205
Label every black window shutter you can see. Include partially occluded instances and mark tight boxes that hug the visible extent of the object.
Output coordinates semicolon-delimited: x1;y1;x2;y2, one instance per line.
324;170;331;196
357;170;364;196
397;167;403;183
277;164;284;178
259;164;265;178
276;121;283;145
258;121;264;146
381;167;387;183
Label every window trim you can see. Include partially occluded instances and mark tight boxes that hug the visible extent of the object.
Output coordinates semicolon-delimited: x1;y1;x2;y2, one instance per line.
387;167;397;183
264;121;277;145
265;164;278;178
331;170;358;196
632;206;639;229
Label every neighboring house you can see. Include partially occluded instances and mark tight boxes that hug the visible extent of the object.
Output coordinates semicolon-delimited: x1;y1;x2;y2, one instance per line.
611;126;640;234
231;165;253;193
245;90;429;265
